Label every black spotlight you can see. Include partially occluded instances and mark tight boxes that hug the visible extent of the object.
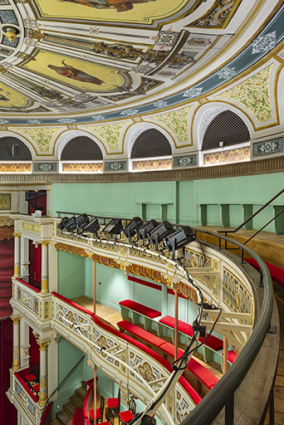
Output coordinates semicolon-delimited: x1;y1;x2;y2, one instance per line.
102;219;123;236
123;217;143;241
75;214;89;233
164;226;195;258
64;216;77;232
149;221;174;251
57;217;69;230
82;218;100;235
137;219;158;245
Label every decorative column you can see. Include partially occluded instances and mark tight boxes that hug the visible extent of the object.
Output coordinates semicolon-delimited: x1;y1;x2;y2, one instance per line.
11;316;21;371
38;341;50;407
93;261;96;315
41;241;49;294
13;233;21;278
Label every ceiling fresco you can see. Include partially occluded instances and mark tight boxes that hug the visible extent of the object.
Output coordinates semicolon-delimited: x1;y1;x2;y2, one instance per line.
0;0;282;125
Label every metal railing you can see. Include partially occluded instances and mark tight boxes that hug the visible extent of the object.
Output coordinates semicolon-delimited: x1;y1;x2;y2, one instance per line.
218;189;284;249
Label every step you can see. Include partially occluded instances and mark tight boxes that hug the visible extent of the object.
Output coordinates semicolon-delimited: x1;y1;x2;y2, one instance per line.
56;410;71;425
69;394;84;408
75;386;87;401
63;401;76;418
50;419;62;425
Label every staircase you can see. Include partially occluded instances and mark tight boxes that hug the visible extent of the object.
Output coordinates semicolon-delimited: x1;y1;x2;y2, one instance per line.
0;239;14;319
50;382;88;425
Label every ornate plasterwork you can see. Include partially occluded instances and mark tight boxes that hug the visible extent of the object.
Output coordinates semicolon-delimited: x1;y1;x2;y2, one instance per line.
216;64;275;124
151;106;193;146
62;163;103;173
203;146;250;165
0;193;11;209
55;242;89;258
0;163;31;172
13;127;65;153
80;122;129;153
132;158;172;172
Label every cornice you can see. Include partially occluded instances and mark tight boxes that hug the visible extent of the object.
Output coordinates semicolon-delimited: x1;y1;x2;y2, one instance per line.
0;156;283;184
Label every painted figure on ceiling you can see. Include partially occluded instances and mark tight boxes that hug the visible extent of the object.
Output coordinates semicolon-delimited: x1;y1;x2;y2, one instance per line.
59;0;156;12
48;60;104;85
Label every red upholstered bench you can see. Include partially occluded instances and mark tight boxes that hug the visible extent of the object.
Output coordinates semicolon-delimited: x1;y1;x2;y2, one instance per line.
222;349;238;370
118;320;166;348
119;300;161;319
199;334;223;351
245;258;284;288
159;315;194;337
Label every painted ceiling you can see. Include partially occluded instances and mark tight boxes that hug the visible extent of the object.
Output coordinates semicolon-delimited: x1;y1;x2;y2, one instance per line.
0;0;283;125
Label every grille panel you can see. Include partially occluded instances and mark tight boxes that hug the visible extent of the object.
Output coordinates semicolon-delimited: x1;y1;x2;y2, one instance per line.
202;111;250;151
0;137;32;160
61;136;103;160
131;129;172;159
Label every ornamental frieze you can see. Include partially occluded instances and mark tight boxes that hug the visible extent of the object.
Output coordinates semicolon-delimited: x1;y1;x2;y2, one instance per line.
55;242;89;258
92;253;121;269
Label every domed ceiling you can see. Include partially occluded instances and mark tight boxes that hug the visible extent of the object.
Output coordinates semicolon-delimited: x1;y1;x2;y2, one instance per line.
0;0;283;125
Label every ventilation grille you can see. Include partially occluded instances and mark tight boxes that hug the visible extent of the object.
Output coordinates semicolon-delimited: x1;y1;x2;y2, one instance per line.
131;129;172;159
61;136;103;160
202;111;250;151
0;137;32;161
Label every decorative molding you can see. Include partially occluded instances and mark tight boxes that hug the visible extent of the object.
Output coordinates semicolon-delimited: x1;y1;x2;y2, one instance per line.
104;161;127;173
0;193;11;210
55;242;89;258
173;154;197;168
253;137;284;157
62;163;103;173
132;158;172;172
0;156;283;183
203;147;250;166
34;163;57;172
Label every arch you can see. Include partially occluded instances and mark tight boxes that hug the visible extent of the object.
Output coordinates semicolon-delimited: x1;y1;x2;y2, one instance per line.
125;122;175;158
0;131;37;159
0;135;33;161
131;128;172;159
192;103;254;151
61;136;103;161
202;110;250;151
55;130;107;160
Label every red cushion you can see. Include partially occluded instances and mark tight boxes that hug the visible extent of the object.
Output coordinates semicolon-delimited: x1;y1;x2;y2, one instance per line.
159;316;194;337
245;258;284;288
107;397;119;408
117;320;165;348
199;334;223;351
222;350;238;363
187;357;218;389
32;384;40;392
25;374;36;382
89;408;102;421
179;376;201;405
160;342;185;359
119;410;134;422
119;299;161;319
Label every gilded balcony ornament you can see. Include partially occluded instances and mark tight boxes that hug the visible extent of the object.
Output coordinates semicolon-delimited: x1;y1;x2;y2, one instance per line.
3;26;20;44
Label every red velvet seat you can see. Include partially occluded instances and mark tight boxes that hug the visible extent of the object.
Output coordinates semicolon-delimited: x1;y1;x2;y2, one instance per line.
119;399;136;424
107;388;120;421
89;396;104;423
119;300;161;319
159;315;194;337
198;334;223;351
118;320;166;348
32;383;40;392
222;350;237;364
25;374;36;382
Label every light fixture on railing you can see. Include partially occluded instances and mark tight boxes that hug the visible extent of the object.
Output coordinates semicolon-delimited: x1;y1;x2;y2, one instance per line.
163;226;195;259
148;221;174;251
123;217;143;241
102;219;123;236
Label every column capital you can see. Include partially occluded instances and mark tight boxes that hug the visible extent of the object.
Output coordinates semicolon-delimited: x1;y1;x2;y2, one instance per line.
41;240;50;247
10;316;21;325
38;341;50;351
13;233;21;238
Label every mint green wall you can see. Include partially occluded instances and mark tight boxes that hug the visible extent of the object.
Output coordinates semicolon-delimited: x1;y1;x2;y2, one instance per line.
52;338;85;418
50;172;284;230
84;258;94;298
58;251;85;298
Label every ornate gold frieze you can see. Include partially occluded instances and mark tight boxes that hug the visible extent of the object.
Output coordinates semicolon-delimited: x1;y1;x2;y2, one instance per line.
55;242;89;258
173;281;198;303
92;253;121;269
22;222;41;233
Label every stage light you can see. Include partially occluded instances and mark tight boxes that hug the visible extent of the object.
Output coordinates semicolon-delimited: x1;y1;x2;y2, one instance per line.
57;217;69;230
123;217;143;240
149;221;174;251
75;214;89;231
102;219;123;235
82;218;100;235
64;216;77;232
137;219;158;244
164;226;195;258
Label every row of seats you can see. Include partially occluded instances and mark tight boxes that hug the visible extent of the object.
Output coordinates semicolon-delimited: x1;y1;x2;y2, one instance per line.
117;319;218;397
119;299;235;369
